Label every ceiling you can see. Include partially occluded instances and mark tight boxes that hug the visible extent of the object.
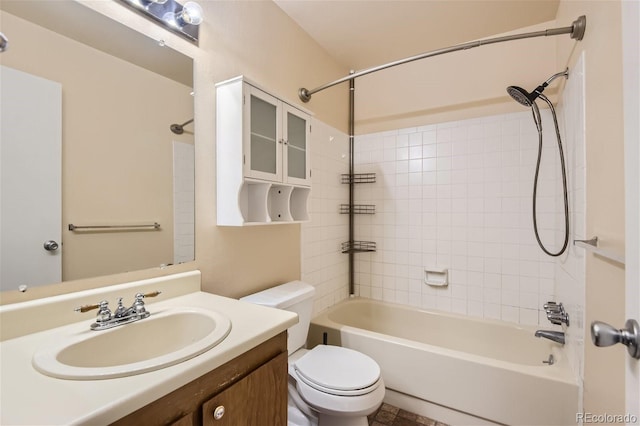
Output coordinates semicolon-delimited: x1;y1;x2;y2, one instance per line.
273;0;560;70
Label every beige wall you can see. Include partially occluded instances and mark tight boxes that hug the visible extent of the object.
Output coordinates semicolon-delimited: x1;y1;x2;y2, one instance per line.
556;0;627;415
192;0;348;298
0;10;193;282
353;21;559;134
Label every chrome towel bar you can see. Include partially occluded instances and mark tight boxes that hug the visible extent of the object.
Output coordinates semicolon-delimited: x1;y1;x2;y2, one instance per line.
573;236;625;265
68;222;161;231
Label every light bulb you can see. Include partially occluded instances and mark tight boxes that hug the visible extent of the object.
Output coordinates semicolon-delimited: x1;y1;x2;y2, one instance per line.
179;1;203;26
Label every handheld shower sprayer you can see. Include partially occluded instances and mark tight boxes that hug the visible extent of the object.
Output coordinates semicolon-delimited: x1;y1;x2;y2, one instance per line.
506;70;570;257
506;69;569;107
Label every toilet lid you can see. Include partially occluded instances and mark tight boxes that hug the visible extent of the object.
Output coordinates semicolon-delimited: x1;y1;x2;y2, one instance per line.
294;345;380;395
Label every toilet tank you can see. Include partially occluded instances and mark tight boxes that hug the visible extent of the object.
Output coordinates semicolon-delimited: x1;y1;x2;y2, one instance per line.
240;281;315;354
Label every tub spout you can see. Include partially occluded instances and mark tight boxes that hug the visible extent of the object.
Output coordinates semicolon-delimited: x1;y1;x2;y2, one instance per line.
535;330;565;345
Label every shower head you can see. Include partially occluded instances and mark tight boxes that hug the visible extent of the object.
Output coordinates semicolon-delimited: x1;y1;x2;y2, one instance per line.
170;118;194;135
507;86;534;107
507;68;569;108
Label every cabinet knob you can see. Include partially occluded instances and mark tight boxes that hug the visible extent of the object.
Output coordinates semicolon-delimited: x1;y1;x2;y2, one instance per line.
213;405;225;420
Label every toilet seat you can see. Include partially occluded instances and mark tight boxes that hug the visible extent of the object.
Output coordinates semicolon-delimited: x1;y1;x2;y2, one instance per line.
294;345;381;397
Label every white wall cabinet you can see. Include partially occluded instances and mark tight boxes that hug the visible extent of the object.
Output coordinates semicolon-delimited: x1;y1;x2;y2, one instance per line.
216;76;311;226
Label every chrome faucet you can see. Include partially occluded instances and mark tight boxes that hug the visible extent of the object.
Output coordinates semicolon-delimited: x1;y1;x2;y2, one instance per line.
544;301;570;326
535;330;565;345
75;291;161;330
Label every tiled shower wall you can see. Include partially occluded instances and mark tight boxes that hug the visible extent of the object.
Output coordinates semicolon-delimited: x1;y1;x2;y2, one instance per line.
555;52;587;393
352;106;584;327
301;120;350;316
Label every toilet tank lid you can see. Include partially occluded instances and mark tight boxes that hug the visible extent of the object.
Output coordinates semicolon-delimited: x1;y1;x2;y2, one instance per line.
240;281;315;309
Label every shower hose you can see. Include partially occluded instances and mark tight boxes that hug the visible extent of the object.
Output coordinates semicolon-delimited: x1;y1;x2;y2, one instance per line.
529;94;570;257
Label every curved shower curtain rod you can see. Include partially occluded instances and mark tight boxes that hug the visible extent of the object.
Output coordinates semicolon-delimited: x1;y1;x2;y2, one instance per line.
298;15;586;103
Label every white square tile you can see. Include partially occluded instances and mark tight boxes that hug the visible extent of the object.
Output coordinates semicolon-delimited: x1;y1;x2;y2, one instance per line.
326;107;585;329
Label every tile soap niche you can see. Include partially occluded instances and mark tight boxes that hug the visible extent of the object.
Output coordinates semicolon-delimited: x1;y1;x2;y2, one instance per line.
424;268;448;287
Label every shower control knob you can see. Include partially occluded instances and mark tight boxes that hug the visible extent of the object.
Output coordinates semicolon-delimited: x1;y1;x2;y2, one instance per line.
591;319;640;359
43;240;59;251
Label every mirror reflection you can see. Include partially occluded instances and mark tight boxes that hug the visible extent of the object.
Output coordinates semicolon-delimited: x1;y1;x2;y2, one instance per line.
0;0;194;292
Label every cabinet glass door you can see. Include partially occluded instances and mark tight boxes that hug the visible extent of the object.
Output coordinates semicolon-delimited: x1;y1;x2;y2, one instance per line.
283;105;310;186
246;86;281;181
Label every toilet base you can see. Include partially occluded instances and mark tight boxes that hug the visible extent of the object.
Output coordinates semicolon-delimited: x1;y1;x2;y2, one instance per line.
317;413;369;426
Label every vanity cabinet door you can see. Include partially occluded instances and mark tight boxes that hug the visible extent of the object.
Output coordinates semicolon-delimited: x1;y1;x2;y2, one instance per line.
202;351;287;426
170;412;195;426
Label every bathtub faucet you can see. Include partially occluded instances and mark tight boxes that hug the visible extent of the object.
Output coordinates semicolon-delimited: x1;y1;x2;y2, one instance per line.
535;330;565;345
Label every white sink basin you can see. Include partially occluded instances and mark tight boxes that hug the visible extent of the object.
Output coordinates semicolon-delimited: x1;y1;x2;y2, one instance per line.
32;307;231;380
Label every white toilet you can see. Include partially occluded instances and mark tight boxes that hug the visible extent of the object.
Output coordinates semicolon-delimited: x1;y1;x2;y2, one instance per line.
241;281;385;426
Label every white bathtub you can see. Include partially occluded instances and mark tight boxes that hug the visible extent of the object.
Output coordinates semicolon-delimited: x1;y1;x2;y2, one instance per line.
308;298;578;426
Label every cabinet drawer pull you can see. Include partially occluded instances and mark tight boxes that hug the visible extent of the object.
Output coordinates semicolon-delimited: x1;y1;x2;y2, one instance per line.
213;405;225;420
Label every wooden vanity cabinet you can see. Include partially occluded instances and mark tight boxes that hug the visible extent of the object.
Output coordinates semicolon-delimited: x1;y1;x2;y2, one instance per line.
111;332;287;426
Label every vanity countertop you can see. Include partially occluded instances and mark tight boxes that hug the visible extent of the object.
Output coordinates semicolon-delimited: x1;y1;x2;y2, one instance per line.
0;272;297;425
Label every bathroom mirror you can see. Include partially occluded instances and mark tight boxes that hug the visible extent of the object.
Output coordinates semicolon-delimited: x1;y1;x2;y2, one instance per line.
0;0;194;293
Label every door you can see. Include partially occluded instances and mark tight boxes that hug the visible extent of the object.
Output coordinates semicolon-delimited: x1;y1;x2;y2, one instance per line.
622;0;640;417
244;84;282;182
201;352;287;425
283;104;311;187
0;66;62;291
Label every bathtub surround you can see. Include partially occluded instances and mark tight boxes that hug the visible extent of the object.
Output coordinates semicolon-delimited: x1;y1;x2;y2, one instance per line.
301;121;351;316
554;52;587;412
300;93;588;420
353;109;571;327
347;96;588;411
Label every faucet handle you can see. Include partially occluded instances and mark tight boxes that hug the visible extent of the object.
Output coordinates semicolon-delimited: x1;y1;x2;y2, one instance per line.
135;291;162;300
75;300;109;313
544;302;564;313
132;291;162;315
75;300;112;322
74;302;101;313
547;311;570;326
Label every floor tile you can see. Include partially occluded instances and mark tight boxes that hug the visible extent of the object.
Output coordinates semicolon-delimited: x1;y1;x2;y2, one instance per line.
368;403;448;426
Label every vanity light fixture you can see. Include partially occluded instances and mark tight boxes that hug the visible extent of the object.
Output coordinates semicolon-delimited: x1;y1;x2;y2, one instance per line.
117;0;203;43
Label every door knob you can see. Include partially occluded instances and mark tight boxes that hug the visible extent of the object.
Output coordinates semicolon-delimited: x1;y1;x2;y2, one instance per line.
43;240;59;251
591;319;640;359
